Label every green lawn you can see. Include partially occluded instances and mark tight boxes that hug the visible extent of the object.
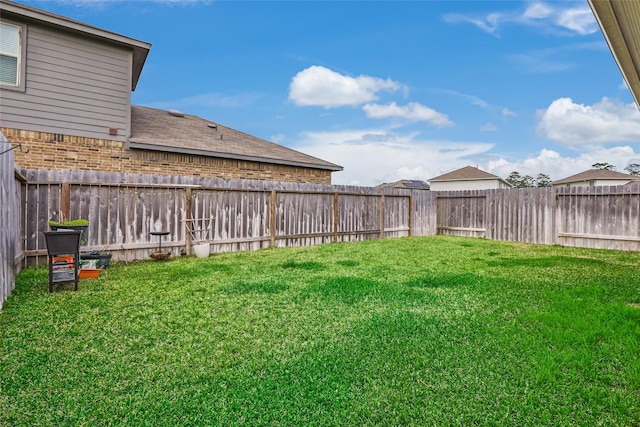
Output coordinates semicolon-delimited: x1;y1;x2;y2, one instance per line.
1;236;639;426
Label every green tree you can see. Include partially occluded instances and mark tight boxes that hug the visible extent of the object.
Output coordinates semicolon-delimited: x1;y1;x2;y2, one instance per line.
506;171;523;187
624;163;640;176
535;173;552;187
592;162;616;171
506;171;537;188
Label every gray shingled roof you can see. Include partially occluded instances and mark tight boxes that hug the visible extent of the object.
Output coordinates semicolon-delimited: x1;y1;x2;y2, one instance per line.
553;169;640;185
376;179;430;190
429;166;504;182
129;105;342;171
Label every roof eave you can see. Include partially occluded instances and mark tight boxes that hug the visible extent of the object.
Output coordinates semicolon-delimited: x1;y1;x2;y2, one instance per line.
588;0;640;110
128;141;344;172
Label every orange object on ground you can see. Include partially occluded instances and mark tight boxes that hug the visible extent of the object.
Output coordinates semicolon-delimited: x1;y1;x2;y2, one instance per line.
79;269;101;279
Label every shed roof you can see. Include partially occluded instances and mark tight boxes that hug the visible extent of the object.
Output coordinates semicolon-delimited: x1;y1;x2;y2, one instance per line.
129;105;343;172
0;0;151;91
552;169;640;185
429;166;504;182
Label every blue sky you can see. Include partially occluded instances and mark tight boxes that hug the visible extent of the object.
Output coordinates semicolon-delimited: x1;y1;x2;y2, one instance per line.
24;0;640;186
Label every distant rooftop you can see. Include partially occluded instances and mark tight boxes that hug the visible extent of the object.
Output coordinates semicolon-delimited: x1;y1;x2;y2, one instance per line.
553;169;640;185
429;166;504;182
376;179;430;190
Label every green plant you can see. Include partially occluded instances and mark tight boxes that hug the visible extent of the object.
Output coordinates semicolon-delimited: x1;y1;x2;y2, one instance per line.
47;219;89;226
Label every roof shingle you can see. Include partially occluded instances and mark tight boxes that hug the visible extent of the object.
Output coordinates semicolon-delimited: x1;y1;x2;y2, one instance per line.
129;105;342;171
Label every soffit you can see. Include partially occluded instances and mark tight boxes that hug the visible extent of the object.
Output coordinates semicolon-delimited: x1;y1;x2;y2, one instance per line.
589;0;640;109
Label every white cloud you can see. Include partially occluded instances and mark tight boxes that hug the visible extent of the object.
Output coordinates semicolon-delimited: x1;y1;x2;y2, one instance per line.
523;2;553;20
443;12;503;35
480;123;497;131
271;133;285;144
292;129;493;186
509;41;606;74
502;107;516;117
288;66;401;108
537;97;640;145
435;89;490;109
444;1;597;36
556;7;598;35
362;102;453;126
509;53;575;74
486;146;640;183
289;126;640;187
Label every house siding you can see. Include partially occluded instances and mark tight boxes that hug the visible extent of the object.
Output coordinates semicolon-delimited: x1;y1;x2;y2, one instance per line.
554;179;635;188
0;21;131;142
4;128;333;184
430;179;505;191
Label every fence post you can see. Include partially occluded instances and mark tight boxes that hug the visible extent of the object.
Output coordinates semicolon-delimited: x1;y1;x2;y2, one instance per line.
269;190;276;248
333;192;339;243
380;194;385;239
61;183;70;222
185;188;192;255
408;194;413;237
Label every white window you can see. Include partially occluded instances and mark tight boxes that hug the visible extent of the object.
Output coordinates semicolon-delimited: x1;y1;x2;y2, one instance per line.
0;22;22;87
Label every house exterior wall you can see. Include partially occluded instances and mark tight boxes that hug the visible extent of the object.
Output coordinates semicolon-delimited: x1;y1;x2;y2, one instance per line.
554;179;634;188
0;19;132;142
4;128;333;184
430;179;507;191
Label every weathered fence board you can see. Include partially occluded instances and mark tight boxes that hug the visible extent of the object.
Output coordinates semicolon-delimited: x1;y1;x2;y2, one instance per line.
0;137;25;309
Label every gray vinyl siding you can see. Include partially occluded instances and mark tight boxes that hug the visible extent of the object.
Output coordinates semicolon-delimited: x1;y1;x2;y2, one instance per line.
0;21;131;142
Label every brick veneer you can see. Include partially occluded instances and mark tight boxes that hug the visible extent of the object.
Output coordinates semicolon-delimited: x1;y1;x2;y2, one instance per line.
3;128;332;184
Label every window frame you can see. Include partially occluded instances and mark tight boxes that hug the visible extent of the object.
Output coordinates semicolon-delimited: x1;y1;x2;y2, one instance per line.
0;20;27;92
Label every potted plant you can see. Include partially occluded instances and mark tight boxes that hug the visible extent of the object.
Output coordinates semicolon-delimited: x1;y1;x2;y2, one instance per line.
48;219;89;245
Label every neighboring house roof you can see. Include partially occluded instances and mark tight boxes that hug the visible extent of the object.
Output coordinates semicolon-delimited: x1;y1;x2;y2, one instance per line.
552;169;640;186
588;0;640;109
129;105;343;172
429;166;510;185
0;0;151;90
376;179;430;190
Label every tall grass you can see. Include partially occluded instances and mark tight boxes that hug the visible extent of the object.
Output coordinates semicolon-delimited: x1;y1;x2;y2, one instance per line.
1;236;639;425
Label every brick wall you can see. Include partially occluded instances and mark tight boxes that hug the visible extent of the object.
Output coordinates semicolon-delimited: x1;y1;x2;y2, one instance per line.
3;128;333;184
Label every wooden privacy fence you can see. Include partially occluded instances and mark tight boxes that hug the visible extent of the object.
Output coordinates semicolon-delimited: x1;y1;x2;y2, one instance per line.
435;185;640;251
23;180;414;264
18;169;640;267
